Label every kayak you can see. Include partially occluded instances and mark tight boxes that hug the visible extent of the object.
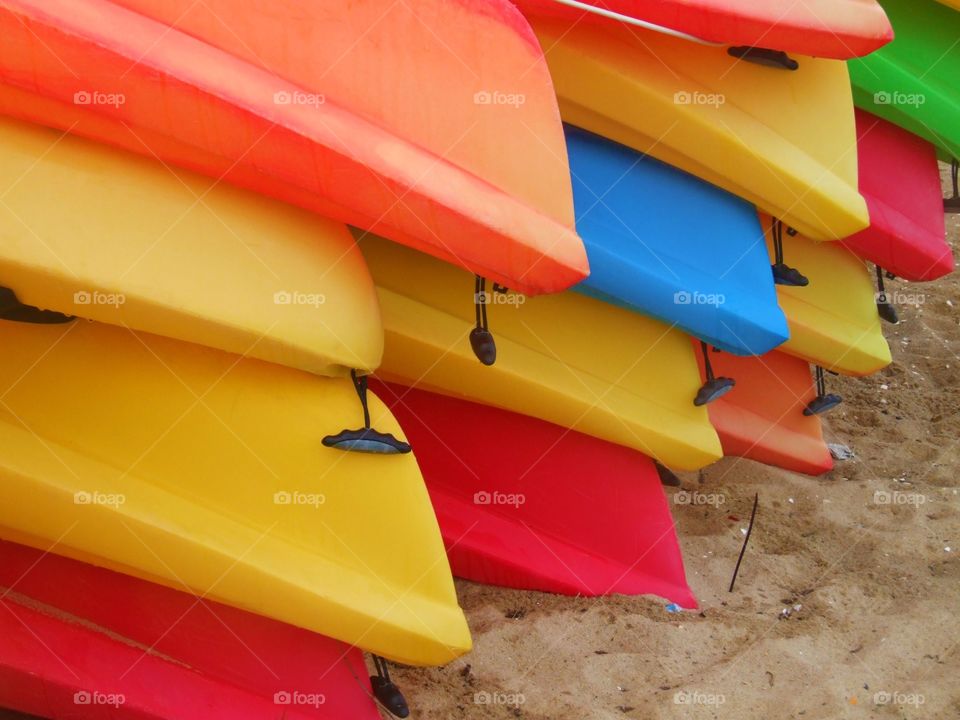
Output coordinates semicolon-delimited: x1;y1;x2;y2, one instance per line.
357;232;722;471
0;540;379;719
694;346;832;476
0;320;470;667
842;109;953;282
0;116;381;378
763;214;892;376
518;8;869;241
514;0;892;59
848;0;960;161
0;0;587;295
370;380;697;607
567;124;788;356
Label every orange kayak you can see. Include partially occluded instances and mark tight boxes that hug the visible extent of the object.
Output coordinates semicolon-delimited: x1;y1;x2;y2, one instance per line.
695;345;832;476
0;0;587;295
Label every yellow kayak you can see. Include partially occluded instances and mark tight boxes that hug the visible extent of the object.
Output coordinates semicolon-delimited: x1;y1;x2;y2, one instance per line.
0;319;469;667
524;14;868;241
0;117;381;378
358;233;721;470
762;214;892;376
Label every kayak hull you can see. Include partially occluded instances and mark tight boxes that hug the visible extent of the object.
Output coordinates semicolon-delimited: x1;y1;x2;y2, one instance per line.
695;346;832;476
0;0;587;294
520;10;869;241
0;116;382;377
0;540;378;719
567;125;788;356
762;215;892;376
359;233;722;470
372;380;697;607
841;109;953;282
514;0;892;59
849;0;960;161
0;320;469;667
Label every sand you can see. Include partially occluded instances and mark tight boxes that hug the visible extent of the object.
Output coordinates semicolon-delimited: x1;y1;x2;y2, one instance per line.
1;176;957;720
387;167;960;719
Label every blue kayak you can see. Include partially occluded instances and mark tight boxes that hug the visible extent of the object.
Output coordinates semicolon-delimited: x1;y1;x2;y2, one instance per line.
568;125;788;356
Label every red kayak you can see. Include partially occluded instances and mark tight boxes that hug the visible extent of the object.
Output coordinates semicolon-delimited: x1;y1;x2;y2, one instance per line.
371;380;697;608
0;540;379;720
513;0;892;59
842;109;953;282
694;347;832;476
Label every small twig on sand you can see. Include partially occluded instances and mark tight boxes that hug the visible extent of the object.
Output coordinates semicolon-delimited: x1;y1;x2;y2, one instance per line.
729;493;759;592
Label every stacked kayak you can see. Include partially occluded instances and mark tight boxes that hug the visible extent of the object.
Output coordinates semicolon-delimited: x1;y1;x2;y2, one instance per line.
0;319;469;667
357;231;722;471
567;125;788;356
0;540;380;719
515;0;893;58
0;0;956;716
0;0;587;293
849;0;960;161
761;215;893;377
0;117;381;377
842;109;954;281
370;379;697;607
694;346;833;476
515;2;870;240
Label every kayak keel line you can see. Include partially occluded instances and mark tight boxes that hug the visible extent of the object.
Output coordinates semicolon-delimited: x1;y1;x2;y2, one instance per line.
694;342;736;406
804;366;843;416
322;371;412;454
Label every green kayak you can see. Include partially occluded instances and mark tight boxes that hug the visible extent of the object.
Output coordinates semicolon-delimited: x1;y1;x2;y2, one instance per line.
848;0;960;161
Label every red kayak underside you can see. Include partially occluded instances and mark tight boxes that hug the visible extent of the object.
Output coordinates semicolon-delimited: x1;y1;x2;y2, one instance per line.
0;540;378;720
371;380;697;608
843;109;953;282
513;0;893;59
694;345;833;476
